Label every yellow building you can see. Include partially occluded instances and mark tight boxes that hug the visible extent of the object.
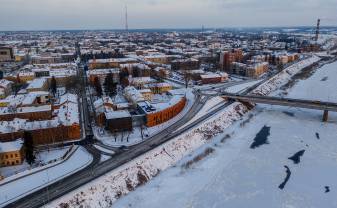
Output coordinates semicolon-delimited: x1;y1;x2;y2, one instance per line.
139;89;153;101
148;83;172;94
18;72;35;83
0;139;24;167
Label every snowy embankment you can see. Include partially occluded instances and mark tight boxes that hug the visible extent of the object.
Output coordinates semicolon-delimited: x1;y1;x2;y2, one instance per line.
0;147;92;207
48;56;321;208
48;104;249;208
252;55;321;96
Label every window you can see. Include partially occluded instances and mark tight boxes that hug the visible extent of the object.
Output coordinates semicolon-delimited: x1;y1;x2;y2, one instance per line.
16;160;19;164
15;153;18;157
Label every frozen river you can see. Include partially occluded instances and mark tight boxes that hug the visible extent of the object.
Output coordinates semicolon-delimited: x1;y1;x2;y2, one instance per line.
114;60;337;208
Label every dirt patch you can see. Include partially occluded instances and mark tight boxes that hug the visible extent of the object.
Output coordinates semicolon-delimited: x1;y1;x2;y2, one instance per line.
126;179;134;191
182;147;215;169
137;170;149;186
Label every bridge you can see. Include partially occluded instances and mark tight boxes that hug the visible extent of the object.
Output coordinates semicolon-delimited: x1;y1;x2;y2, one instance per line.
221;93;337;122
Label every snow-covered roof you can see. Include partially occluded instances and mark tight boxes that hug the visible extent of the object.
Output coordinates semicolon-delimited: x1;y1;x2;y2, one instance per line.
0;105;51;115
88;58;137;64
0;79;13;89
26;78;47;90
104;110;131;120
124;86;145;104
59;93;77;105
0;139;23;153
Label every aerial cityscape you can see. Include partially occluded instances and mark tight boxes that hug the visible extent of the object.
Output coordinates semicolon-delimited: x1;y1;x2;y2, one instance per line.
0;1;337;208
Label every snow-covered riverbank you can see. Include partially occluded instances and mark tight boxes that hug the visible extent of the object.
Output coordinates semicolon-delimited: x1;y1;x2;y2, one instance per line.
112;60;337;208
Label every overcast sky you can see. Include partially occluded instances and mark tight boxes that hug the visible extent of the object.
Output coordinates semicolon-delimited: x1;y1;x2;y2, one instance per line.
1;0;336;31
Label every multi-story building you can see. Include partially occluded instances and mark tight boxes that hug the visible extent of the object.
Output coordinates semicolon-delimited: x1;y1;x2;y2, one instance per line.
0;139;24;167
220;49;243;72
88;58;138;70
87;68;120;84
0;47;14;62
147;83;172;94
231;62;269;78
171;58;200;71
0;93;81;145
0;79;13;99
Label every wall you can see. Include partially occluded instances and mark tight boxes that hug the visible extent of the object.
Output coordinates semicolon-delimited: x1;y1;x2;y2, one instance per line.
146;97;186;127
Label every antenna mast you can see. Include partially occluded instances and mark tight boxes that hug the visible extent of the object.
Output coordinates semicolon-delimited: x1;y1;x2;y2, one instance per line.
125;5;129;33
315;18;320;42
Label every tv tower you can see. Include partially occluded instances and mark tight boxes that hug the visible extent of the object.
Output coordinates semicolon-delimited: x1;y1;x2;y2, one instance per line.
125;5;129;33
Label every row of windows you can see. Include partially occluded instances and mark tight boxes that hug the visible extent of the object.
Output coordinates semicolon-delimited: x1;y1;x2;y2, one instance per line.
1;160;20;166
0;153;19;159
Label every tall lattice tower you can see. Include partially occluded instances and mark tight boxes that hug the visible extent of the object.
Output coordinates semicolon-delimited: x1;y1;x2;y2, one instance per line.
315;18;320;42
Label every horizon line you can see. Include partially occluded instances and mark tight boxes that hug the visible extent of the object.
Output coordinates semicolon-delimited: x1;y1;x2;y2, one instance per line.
1;25;337;33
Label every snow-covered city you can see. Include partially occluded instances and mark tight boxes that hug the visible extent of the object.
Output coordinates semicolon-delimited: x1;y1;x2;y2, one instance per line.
1;1;337;208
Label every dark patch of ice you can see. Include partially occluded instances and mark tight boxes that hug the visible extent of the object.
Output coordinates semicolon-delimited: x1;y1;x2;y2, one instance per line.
321;76;328;81
325;186;330;193
283;111;295;117
279;166;291;190
250;126;271;149
288;150;305;164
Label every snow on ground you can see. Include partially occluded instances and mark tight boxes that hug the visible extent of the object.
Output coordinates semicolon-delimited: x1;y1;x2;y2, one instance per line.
178;96;226;130
111;60;337;208
225;80;262;93
0;146;92;207
46;56;325;208
253;55;321;96
0;147;70;178
93;145;115;155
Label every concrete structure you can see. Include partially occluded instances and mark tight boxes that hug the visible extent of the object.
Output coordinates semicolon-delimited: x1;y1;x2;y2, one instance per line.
222;93;337;122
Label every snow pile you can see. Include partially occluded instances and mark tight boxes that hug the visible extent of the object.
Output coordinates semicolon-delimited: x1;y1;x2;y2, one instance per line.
252;55;320;96
48;103;248;208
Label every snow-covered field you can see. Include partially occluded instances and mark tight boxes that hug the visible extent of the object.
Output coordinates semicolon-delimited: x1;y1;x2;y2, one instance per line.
0;146;92;207
112;60;337;208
